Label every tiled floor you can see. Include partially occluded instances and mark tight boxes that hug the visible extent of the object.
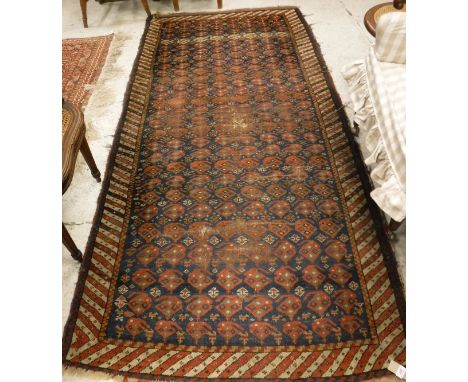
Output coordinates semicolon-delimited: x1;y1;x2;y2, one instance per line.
62;1;405;380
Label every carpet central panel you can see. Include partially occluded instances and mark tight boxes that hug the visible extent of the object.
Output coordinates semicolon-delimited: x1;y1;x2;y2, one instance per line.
63;8;405;381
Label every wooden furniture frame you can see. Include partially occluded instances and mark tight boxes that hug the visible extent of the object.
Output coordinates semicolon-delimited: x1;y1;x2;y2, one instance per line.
169;0;223;12
364;0;406;37
80;0;151;28
389;218;404;232
62;100;101;261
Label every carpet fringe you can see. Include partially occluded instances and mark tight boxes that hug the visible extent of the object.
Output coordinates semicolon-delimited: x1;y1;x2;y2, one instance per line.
63;364;401;382
63;365;124;381
63;365;171;382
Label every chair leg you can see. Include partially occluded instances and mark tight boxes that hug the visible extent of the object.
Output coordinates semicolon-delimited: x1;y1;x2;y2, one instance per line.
80;0;88;28
389;218;403;232
352;122;360;136
217;0;222;9
63;223;83;262
141;0;151;16
80;136;101;182
172;0;179;12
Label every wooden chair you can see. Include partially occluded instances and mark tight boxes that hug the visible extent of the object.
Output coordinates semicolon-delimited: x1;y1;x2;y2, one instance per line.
364;0;406;36
80;0;151;28
170;0;222;12
62;100;101;261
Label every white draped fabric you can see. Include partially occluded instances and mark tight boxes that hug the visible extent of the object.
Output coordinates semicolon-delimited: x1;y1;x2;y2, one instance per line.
342;12;406;222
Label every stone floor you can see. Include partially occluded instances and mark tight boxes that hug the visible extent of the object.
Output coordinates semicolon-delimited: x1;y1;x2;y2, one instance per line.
62;1;405;380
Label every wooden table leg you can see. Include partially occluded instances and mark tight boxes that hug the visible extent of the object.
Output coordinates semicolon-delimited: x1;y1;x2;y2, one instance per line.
172;0;179;12
80;136;101;182
217;0;222;9
141;0;151;16
80;0;88;28
63;223;83;262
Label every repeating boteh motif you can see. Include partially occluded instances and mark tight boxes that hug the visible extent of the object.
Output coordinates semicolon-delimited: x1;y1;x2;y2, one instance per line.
64;8;405;381
105;13;372;348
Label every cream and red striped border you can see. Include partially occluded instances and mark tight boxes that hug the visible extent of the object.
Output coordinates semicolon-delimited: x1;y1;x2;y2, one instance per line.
63;8;405;381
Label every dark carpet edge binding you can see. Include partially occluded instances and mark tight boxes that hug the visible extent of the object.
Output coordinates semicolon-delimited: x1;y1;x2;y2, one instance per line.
62;7;405;382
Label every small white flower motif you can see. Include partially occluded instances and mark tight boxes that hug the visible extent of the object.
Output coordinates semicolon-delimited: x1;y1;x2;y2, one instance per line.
182;236;194;246
118;285;129;295
294;286;305;297
131;238;142;248
233;168;242;175
184;269;190;274
285;195;296;203
156;237;169;247
150;287;161;298
212;268;218;273
158;200;168;207
289;234;301;243
180;288;191;300
305;165;314;172
258;166;267;173
295;265;302;271
233;196;244;204
235;236;248;245
316;233;327;243
209;236;221;246
348;281;359;291
263;234;277;245
323;283;334;294
339;234;349;242
261;195;271;203
269;266;276;273
268;287;280;299
208;287;219;298
183;199;193;206
311;194;320;202
114;295;127;308
237;287;249;298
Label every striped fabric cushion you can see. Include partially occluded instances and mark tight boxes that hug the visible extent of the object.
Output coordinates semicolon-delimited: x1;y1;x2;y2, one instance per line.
375;12;406;64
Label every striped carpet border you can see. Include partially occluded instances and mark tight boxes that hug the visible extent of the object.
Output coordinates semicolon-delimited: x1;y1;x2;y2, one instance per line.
63;7;405;381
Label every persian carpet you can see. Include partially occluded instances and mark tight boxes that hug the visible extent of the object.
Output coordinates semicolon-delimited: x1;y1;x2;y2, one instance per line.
63;8;405;381
62;34;113;108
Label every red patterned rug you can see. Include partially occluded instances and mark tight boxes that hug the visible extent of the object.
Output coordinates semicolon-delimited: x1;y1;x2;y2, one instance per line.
63;8;405;381
62;34;113;108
